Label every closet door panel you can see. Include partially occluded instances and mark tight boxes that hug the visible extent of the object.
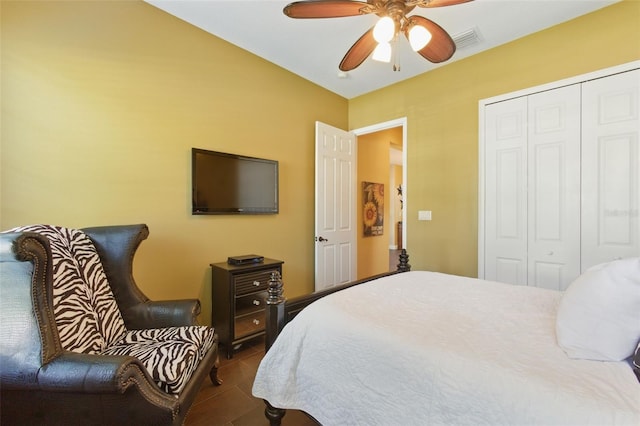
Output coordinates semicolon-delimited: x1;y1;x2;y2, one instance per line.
582;69;640;269
527;85;581;290
484;97;528;285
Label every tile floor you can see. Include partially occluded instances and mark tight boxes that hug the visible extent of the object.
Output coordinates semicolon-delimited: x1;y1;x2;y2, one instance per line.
184;337;318;426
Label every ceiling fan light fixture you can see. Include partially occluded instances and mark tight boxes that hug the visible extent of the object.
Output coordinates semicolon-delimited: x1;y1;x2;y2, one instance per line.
372;42;392;63
408;24;432;51
373;16;395;43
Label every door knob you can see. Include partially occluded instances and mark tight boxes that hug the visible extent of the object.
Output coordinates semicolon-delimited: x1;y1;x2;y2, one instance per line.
317;236;328;242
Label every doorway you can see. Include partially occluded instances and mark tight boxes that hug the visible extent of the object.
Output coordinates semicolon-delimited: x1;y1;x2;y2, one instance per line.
353;118;407;279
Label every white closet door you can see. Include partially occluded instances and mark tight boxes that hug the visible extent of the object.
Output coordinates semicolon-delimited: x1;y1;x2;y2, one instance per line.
582;69;640;269
484;97;528;285
527;85;581;290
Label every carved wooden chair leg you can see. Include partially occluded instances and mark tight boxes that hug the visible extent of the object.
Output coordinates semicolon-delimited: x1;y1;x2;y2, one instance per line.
264;400;286;426
209;355;223;385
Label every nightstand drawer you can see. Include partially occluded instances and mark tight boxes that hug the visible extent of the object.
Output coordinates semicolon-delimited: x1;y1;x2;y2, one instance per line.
236;291;267;316
234;269;278;295
235;311;265;339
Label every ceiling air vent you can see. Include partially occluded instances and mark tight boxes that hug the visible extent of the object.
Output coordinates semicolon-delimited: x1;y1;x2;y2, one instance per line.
453;27;481;50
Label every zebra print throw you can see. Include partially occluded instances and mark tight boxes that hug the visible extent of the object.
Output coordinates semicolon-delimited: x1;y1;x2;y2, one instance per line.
7;224;127;353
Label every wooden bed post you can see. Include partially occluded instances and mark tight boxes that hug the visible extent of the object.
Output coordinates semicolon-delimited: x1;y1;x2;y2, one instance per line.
397;248;411;272
264;271;287;425
265;271;285;352
264;400;286;426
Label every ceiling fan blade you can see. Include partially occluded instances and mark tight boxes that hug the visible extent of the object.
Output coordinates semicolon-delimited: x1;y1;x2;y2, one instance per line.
339;27;376;71
418;0;474;7
284;0;371;19
406;15;456;63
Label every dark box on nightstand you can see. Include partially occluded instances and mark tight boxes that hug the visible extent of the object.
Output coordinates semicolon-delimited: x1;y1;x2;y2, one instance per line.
227;254;264;266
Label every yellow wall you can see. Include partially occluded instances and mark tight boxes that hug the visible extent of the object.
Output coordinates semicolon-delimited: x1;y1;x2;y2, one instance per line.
349;0;640;277
0;0;348;324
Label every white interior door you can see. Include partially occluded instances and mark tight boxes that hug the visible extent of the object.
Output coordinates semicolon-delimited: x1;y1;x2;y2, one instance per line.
484;96;528;285
315;121;357;291
527;85;581;290
581;69;640;268
484;85;581;290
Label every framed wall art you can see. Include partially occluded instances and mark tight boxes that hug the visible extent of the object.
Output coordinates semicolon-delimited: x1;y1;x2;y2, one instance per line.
362;181;384;237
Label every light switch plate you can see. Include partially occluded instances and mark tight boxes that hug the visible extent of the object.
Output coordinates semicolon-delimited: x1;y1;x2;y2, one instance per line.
418;210;432;221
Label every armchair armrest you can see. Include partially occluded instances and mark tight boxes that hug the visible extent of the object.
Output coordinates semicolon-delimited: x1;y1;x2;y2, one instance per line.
38;352;167;396
3;353;180;425
126;299;202;329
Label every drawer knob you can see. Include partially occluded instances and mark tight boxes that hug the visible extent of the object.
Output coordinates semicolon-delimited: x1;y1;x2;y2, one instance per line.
253;319;260;325
253;300;261;306
253;280;260;287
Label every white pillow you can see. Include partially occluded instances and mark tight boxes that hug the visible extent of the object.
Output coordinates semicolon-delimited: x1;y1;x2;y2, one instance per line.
556;257;640;361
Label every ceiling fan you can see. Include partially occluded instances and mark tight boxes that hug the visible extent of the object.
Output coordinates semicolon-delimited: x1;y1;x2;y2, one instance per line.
283;0;474;71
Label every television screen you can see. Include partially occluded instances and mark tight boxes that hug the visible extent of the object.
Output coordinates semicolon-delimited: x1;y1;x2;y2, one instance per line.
192;148;279;215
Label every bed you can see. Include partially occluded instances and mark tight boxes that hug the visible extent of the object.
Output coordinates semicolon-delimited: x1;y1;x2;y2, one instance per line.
252;252;640;425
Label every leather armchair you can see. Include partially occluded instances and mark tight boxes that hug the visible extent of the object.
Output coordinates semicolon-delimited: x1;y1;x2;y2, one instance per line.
0;224;220;425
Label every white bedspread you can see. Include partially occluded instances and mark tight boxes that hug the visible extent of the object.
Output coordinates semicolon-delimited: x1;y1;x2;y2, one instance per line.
252;271;640;426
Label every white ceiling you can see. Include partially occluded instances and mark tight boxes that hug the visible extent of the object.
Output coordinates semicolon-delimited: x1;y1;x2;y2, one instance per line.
145;0;620;99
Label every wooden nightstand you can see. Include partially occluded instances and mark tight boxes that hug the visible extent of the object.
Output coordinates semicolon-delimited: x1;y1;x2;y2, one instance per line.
211;258;284;358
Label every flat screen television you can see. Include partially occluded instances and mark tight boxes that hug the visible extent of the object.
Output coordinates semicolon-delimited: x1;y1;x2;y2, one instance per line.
192;148;279;215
